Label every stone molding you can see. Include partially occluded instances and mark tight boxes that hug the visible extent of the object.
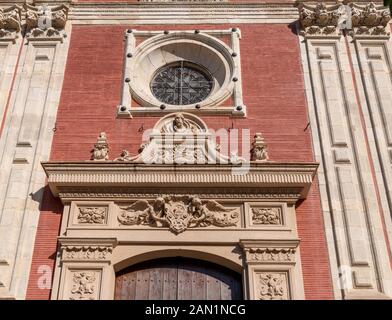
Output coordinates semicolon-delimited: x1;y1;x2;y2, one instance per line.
240;240;299;264
58;238;117;262
41;162;318;200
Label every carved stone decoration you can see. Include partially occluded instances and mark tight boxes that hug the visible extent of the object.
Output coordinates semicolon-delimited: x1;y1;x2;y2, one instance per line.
251;207;281;225
113;112;244;164
349;2;391;36
69;272;97;300
25;3;69;39
257;273;288;300
250;133;269;162
244;248;296;263
91;132;109;161
117;195;240;234
62;246;113;261
298;3;343;36
0;5;22;41
77;207;107;224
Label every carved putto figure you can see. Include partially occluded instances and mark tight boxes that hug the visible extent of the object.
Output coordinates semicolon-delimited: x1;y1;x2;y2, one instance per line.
91;132;109;161
250;133;269;162
117;195;239;234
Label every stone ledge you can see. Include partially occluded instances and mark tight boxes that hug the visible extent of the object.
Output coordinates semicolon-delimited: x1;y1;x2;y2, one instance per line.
42;162;318;199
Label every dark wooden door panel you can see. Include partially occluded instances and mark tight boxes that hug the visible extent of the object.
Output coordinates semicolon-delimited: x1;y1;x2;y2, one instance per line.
115;257;242;300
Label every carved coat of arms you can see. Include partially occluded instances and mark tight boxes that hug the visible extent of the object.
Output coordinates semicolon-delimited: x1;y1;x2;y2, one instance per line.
117;196;239;234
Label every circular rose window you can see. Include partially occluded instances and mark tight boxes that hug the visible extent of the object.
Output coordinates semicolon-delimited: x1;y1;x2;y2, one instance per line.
151;61;213;105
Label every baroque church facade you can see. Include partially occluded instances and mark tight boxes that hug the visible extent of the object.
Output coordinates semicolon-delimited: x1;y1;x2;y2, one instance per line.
0;0;391;300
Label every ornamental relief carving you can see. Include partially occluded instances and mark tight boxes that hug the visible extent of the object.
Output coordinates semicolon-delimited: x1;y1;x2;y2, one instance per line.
251;207;282;225
69;271;98;300
245;248;296;263
298;2;391;37
25;3;69;39
77;207;107;224
117;195;240;234
349;2;391;36
62;246;113;261
257;272;289;300
298;3;343;36
0;5;21;40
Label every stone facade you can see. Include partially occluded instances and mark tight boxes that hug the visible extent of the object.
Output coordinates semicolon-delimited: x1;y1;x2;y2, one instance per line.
0;0;390;300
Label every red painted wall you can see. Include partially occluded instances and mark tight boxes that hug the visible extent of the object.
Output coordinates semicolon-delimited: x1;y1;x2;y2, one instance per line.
26;24;334;299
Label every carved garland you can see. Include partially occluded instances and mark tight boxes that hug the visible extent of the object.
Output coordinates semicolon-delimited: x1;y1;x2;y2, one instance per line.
117;195;239;234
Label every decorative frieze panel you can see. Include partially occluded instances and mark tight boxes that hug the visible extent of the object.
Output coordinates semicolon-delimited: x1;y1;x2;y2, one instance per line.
256;272;290;300
117;196;240;234
251;207;282;225
77;207;107;224
66;270;100;300
244;248;296;263
62;246;113;262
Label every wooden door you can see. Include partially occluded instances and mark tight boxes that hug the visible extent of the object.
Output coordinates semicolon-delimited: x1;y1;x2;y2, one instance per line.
114;257;242;300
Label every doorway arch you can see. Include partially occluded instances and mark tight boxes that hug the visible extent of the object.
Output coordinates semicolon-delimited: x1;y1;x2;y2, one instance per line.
114;257;243;300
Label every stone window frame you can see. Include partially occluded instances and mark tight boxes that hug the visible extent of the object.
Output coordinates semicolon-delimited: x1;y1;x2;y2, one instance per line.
117;28;246;118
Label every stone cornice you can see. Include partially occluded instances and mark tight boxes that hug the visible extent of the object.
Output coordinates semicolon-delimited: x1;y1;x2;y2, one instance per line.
239;239;300;264
42;162;318;200
58;237;118;262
